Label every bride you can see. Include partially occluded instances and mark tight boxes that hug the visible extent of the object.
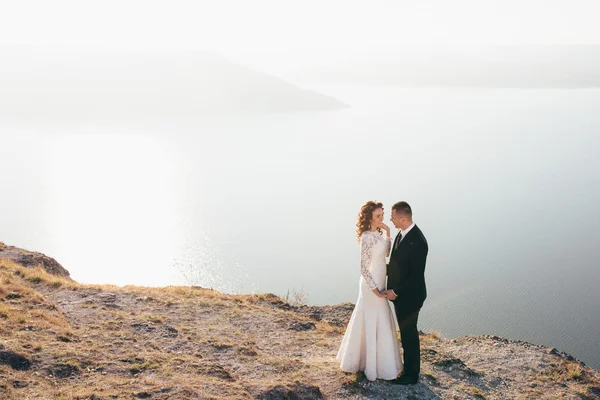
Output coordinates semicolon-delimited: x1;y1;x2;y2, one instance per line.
336;201;403;381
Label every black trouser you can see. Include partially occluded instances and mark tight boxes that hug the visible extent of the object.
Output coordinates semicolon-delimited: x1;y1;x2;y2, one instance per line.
396;309;420;378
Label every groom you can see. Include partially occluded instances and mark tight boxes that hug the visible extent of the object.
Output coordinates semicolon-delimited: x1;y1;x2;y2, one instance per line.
385;201;429;385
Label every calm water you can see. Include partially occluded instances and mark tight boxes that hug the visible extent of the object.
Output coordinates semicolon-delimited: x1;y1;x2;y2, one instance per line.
1;86;599;368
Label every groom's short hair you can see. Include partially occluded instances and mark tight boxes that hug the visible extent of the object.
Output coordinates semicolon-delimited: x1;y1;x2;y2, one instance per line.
392;201;412;216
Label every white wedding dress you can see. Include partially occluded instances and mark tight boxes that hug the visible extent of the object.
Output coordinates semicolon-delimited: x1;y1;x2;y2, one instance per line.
336;230;403;381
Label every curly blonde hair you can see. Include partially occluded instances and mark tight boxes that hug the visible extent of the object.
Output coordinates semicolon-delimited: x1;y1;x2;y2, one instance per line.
356;201;383;242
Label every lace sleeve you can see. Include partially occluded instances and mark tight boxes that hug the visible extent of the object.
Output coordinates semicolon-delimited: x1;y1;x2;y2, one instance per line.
360;233;379;290
385;236;391;257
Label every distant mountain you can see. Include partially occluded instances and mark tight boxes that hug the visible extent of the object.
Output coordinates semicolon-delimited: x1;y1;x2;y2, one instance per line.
291;45;600;88
0;47;346;119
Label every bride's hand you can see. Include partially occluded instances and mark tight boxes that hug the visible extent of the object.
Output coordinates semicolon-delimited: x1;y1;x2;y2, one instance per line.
378;222;391;235
372;288;387;298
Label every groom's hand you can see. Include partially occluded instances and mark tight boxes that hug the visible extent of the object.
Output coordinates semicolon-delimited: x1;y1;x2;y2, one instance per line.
384;290;397;300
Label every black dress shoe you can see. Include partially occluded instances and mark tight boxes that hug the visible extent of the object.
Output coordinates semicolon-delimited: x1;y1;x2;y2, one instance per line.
389;374;419;385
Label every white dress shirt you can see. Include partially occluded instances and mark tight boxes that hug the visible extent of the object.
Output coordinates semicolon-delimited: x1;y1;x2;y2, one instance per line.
399;222;416;242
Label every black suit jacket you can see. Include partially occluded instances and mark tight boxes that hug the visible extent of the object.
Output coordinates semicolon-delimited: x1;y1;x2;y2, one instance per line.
387;224;428;318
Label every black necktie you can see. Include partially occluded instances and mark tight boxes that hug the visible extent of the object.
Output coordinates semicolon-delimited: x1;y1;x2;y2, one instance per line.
394;233;403;251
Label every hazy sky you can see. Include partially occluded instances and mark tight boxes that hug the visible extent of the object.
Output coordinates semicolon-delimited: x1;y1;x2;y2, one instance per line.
2;0;600;50
2;1;600;74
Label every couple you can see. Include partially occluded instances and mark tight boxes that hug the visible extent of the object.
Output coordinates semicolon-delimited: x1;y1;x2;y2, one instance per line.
336;200;428;385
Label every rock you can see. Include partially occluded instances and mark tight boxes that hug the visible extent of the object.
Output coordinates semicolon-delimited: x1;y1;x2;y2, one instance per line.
162;326;179;338
308;310;322;321
238;346;258;356
0;244;70;277
92;292;121;309
432;357;480;377
489;377;506;388
258;382;323;400
96;293;117;303
546;346;584;363
289;322;316;331
209;341;233;351
48;361;80;378
195;362;234;381
12;380;28;388
166;342;186;352
303;303;355;327
0;351;32;371
131;323;155;333
259;298;354;327
256;293;293;311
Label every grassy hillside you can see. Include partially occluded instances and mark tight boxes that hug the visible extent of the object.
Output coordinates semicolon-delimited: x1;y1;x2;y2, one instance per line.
1;250;599;399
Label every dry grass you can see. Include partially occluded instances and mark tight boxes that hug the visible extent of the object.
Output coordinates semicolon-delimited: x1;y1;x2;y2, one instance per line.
6;261;72;288
428;330;441;339
2;256;600;400
567;363;585;381
0;262;69;332
0;303;9;319
283;288;309;306
0;258;349;399
540;359;592;385
455;384;486;399
574;386;600;400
